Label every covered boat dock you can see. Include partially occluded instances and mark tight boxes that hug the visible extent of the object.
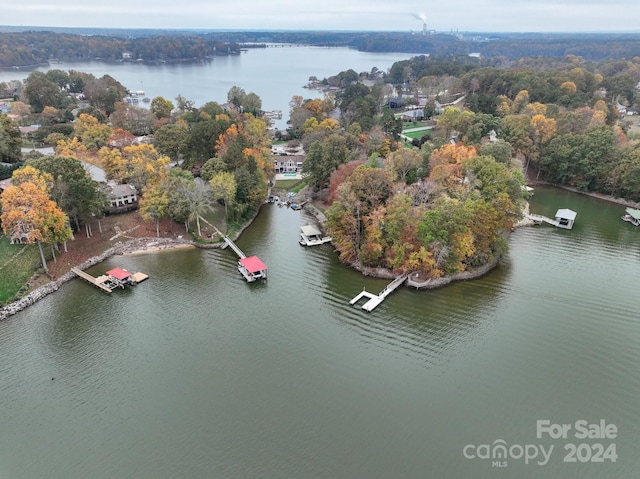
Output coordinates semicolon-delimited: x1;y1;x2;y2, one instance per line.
622;207;640;226
238;256;268;282
299;225;332;246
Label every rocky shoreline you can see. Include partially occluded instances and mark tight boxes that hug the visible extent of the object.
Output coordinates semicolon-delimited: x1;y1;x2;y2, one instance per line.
0;237;197;322
0;203;269;322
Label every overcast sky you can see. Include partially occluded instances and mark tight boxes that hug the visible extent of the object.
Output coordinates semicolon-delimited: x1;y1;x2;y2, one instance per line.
4;0;640;33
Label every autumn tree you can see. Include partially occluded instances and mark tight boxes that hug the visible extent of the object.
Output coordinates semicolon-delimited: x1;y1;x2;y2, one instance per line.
25;156;108;233
1;175;72;274
383;148;422;183
150;96;174;120
209;171;237;219
139;183;169;237
74;113;112;150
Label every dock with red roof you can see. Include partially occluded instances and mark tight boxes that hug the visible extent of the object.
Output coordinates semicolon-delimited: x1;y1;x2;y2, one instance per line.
238;255;268;282
71;266;149;293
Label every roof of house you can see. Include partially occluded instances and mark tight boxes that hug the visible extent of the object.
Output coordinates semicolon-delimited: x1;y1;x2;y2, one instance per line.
0;178;13;192
109;184;137;199
401;109;423;118
106;267;131;280
555;209;577;220
239;256;267;273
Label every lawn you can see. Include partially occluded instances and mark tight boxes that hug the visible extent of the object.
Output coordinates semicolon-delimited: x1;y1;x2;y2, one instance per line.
274;179;302;190
403;130;432;140
0;236;43;305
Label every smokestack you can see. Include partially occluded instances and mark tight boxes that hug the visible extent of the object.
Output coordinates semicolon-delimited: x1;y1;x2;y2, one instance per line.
423;21;427;36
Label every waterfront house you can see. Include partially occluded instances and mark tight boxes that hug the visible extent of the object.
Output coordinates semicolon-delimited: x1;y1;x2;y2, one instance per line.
106;182;138;214
274;155;304;173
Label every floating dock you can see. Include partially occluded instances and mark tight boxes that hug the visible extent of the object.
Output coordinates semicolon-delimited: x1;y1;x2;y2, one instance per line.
349;274;408;312
527;208;577;229
71;266;148;293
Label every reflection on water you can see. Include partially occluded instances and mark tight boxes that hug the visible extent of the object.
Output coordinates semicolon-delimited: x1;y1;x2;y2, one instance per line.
1;188;639;478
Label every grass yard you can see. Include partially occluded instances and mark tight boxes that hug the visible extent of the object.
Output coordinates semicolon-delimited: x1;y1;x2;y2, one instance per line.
274;179;302;190
403;130;432;140
0;236;43;305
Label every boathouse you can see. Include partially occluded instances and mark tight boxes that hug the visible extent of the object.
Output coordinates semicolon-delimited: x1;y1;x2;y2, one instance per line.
238;256;267;282
299;225;332;246
554;209;577;229
622;207;640;226
106;267;134;288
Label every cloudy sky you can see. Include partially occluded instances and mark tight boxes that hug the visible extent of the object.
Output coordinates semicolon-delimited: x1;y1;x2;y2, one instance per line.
4;0;640;33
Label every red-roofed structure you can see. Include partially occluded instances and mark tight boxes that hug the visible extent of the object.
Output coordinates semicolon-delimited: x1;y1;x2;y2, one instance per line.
238;256;267;282
106;267;132;281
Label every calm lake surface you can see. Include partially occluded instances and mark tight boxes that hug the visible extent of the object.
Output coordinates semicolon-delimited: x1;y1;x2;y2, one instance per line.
0;45;410;129
1;185;639;478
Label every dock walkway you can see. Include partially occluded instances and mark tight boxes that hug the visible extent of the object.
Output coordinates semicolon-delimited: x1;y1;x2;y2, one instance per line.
349;273;408;312
527;213;559;227
70;267;113;293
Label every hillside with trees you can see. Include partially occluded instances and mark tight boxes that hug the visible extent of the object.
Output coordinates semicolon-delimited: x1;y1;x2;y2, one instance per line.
3;29;640;67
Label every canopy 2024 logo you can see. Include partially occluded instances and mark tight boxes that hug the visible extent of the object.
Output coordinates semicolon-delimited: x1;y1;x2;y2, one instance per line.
463;420;618;468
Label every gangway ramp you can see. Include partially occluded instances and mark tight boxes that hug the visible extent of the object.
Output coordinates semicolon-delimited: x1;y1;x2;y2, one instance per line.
71;267;113;293
527;214;559;227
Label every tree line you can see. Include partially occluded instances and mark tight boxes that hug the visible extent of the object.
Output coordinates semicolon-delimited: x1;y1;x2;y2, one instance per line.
0;31;241;67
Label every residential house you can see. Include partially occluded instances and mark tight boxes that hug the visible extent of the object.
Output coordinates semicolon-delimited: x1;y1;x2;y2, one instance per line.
0;101;10;114
0;177;12;194
400;109;424;121
274;155;304;174
106;182;138;214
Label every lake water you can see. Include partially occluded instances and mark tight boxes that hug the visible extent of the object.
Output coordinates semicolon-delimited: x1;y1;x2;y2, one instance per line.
1;185;639;478
0;46;410;129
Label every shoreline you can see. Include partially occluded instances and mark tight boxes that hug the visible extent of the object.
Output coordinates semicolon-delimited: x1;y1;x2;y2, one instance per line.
0;237;199;322
1;181;632;322
0;204;266;322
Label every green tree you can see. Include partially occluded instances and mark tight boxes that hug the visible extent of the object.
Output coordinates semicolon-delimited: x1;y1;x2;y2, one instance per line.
22;71;64;113
227;86;247;109
150;96;174;120
154;123;189;163
242;92;262;115
0;114;22;163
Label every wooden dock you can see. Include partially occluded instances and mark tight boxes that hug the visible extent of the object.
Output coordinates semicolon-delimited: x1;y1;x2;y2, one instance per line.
349;274;408;312
71;267;149;293
70;267;113;293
